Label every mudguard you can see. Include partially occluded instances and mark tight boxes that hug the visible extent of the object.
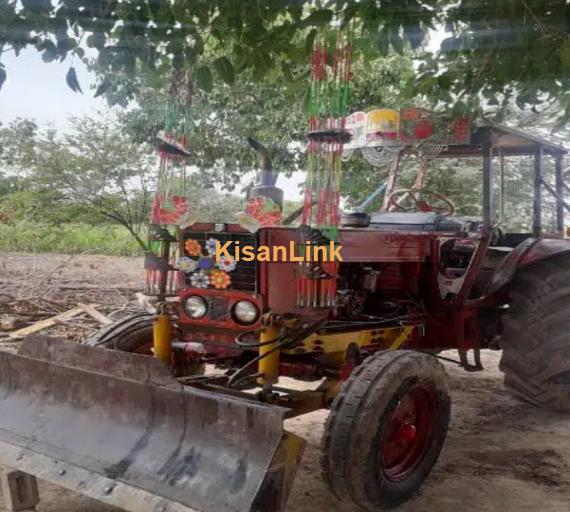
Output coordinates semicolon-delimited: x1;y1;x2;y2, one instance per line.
485;237;570;295
0;336;304;512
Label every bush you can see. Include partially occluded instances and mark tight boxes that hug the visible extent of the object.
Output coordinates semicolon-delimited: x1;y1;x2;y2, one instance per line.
0;222;143;256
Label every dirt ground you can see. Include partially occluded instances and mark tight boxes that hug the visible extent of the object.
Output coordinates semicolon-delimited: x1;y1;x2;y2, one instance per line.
1;252;569;512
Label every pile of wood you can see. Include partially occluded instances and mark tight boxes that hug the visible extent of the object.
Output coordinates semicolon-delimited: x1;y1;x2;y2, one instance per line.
0;253;153;348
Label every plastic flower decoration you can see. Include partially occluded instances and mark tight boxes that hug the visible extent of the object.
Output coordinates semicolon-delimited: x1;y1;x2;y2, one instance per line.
217;256;237;272
185;239;202;257
198;256;215;271
210;270;231;290
189;270;210;289
176;257;198;273
205;237;218;255
245;197;282;227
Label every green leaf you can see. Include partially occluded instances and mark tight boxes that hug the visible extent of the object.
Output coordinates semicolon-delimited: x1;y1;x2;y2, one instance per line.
305;29;317;55
94;77;112;98
560;40;570;69
301;9;333;27
86;32;106;50
21;0;51;12
390;31;404;55
0;66;6;91
195;65;213;92
41;48;58;63
404;25;424;50
65;66;83;94
213;57;235;85
376;31;389;57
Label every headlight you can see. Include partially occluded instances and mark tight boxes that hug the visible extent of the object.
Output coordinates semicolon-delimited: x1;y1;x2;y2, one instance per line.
183;296;208;319
232;300;259;325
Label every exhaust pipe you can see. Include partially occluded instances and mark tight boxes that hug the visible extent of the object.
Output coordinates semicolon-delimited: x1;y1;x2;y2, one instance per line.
246;138;284;210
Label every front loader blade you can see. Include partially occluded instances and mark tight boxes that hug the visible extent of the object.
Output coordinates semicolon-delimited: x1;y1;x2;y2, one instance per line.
0;336;304;512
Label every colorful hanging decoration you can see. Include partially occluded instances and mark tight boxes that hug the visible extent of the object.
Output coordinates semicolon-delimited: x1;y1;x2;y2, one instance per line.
145;225;180;296
245;196;282;226
298;25;353;307
236;196;283;233
367;109;400;142
400;108;434;142
145;69;194;297
151;68;194;226
344;108;471;150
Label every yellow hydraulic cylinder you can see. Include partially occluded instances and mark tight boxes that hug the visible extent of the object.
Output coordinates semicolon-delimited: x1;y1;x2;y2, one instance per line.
153;312;172;364
257;326;280;386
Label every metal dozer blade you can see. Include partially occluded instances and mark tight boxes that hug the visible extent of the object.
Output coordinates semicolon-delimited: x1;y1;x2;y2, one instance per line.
0;336;305;512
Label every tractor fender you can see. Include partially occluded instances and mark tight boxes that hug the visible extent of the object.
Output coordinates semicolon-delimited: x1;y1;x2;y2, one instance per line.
485;237;570;295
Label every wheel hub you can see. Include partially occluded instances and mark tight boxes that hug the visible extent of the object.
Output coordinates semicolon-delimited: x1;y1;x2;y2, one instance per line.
399;423;417;441
380;385;437;482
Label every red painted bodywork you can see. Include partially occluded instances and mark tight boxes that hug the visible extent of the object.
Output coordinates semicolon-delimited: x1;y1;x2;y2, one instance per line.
177;222;504;354
177;220;570;357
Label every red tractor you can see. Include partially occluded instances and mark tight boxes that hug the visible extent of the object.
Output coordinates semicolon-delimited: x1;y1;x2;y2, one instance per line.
0;125;568;512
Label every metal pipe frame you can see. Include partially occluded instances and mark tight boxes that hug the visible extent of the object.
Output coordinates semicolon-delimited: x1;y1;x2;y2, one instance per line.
482;142;493;231
555;155;565;235
533;148;543;237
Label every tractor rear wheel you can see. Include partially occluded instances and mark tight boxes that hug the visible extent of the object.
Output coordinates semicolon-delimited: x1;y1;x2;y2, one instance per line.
500;255;570;411
85;312;154;353
321;350;450;510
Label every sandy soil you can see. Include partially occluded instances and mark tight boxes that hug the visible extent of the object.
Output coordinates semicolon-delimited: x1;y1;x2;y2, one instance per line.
1;253;569;512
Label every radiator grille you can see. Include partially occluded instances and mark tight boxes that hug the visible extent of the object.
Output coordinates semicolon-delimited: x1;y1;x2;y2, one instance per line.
183;230;258;292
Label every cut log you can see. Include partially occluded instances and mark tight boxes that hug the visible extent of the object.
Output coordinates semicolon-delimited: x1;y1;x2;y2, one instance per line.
8;305;98;339
78;303;112;325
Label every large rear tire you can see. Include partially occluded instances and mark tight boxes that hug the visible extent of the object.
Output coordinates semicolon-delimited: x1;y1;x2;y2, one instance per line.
321;350;450;510
500;254;570;411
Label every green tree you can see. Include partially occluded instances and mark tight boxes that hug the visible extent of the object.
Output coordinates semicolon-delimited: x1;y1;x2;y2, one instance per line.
0;115;156;248
1;1;567;123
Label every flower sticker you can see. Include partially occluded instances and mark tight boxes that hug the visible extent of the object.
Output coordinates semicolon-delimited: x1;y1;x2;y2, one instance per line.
176;257;198;273
210;270;231;289
217;256;237;272
185;239;202;257
189;270;210;289
205;237;218;255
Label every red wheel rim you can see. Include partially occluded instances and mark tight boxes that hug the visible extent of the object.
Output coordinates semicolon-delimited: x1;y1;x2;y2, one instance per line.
381;384;438;482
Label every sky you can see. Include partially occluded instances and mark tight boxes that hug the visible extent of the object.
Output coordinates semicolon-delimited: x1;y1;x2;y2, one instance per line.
0;48;106;129
0;48;304;201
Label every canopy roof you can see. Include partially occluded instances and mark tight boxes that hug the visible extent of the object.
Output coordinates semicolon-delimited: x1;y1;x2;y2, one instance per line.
440;124;567;158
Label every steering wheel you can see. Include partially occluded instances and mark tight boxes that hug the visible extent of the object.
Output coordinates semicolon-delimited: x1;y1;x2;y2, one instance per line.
387;188;456;216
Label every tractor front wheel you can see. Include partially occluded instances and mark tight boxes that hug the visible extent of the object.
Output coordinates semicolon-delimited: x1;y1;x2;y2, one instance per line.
321;350;450;510
85;312;154;353
85;312;204;376
501;255;570;411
